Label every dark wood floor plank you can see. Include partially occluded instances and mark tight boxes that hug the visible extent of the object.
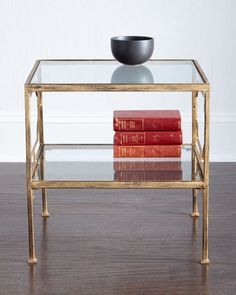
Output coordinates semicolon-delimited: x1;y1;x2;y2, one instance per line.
0;163;236;294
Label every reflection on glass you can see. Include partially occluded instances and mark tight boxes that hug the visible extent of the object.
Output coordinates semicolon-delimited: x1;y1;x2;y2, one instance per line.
33;145;199;182
111;65;154;84
113;160;182;181
114;170;183;181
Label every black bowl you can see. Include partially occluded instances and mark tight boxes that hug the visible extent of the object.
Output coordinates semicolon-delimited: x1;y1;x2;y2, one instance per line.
111;36;154;65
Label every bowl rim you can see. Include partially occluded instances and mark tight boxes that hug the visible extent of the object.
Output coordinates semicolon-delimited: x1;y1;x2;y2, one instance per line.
111;36;154;42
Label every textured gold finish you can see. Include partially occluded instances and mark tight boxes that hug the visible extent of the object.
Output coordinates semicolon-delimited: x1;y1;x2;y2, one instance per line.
26;187;37;264
201;187;210;264
194;145;204;178
25;89;37;264
25;59;210;265
31;145;43;179
25;60;40;85
197;138;203;159
27;83;209;92
204;91;210;183
31;138;39;160
37;92;44;144
191;91;200;217
37;92;50;218
200;259;211;265
31;179;206;190
28;258;38;265
40;156;50;217
201;90;210;264
193;60;209;84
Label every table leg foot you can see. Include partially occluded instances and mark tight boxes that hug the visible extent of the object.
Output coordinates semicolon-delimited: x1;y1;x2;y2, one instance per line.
27;188;37;266
41;212;50;217
200;259;211;265
191;188;199;217
201;187;210;265
28;257;38;265
190;212;200;217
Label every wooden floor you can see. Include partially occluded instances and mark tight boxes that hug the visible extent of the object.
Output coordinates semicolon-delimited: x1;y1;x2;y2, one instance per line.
0;163;236;295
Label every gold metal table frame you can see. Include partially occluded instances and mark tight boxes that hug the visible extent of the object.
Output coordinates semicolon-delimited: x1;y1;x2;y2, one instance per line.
24;59;210;265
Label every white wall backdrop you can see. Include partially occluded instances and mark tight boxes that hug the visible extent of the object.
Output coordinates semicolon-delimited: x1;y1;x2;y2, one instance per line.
0;0;236;161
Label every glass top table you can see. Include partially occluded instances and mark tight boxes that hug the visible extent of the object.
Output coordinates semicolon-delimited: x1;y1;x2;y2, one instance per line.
24;59;210;188
24;59;209;188
26;59;209;92
25;59;210;265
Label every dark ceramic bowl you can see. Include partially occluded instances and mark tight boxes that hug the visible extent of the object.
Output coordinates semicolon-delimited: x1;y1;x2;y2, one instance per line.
111;36;154;65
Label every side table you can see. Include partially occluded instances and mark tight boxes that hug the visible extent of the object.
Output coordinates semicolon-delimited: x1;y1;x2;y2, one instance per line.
24;59;210;265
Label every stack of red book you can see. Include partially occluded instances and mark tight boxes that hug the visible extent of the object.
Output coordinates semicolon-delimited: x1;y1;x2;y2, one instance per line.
113;110;182;158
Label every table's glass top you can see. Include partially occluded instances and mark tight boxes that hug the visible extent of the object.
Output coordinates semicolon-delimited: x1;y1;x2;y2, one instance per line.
29;60;204;85
33;144;202;182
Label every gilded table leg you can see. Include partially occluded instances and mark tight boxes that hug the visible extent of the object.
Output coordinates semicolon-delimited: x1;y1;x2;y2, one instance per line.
191;190;199;217
201;187;210;264
40;157;50;217
201;90;210;264
25;89;37;264
191;91;199;217
37;92;50;217
27;188;37;264
191;153;199;217
41;190;50;217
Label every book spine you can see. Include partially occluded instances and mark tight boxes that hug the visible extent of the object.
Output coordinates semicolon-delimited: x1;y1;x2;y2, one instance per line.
113;145;181;158
114;170;183;181
113;117;181;131
113;161;181;171
114;130;182;145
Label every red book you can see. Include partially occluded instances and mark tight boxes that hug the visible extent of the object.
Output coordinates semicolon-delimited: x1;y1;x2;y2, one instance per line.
113;160;181;171
113;145;181;158
114;130;182;145
113;110;181;131
114;170;183;181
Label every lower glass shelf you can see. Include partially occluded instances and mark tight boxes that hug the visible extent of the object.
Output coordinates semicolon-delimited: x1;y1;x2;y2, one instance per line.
33;144;202;184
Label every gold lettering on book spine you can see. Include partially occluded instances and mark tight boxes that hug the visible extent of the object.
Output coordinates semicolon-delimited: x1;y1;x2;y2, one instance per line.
129;121;136;129
121;134;128;144
119;147;127;157
153;134;161;143
131;147;135;157
131;134;143;144
119;119;144;130
141;146;144;157
152;120;161;129
115;118;120;129
134;135;139;143
121;120;125;130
